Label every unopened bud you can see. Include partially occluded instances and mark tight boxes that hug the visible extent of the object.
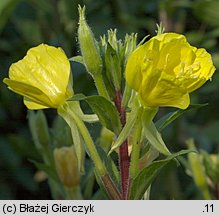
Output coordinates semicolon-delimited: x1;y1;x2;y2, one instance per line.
78;5;102;77
124;33;137;63
54;146;80;188
105;43;121;90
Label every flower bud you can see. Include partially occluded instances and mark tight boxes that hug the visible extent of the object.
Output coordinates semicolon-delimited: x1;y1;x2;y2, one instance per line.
105;43;121;90
78;5;102;77
54;146;80;188
124;33;137;64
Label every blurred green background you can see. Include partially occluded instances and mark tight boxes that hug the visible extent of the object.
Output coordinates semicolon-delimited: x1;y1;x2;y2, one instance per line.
0;0;219;199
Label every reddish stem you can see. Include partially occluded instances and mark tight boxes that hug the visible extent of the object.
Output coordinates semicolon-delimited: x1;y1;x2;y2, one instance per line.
114;90;130;199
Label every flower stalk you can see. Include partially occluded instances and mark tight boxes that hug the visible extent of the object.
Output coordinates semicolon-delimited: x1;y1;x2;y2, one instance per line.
59;102;122;199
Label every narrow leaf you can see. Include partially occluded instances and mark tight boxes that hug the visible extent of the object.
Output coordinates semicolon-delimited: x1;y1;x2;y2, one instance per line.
109;106;142;154
85;96;122;134
69;55;84;64
143;121;170;155
156;103;208;131
94;169;109;199
129;150;191;199
97;145;120;188
68;93;86;101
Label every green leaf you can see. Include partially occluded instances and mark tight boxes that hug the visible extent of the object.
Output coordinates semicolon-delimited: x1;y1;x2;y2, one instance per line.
156;103;208;131
68;93;86;101
69;55;84;64
142;108;170;156
92;145;120;199
93;169;109;199
129;150;191;200
68;94;121;134
29;160;60;183
97;145;120;188
109;106;142;154
85;96;122;134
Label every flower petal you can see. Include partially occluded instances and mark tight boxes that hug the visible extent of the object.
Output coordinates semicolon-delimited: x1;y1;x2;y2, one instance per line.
125;33;216;109
3;78;53;108
24;98;49;110
4;44;73;109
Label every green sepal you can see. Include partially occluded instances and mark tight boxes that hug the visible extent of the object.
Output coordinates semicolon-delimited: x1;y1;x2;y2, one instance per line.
142;107;170;155
129;150;191;199
58;104;85;173
69;55;84;64
69;93;86;101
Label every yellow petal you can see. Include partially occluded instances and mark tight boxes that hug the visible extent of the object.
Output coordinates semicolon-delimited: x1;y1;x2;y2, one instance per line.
24;98;49;110
186;48;216;93
125;33;216;109
3;78;53;108
125;45;144;92
140;73;190;109
4;44;73;109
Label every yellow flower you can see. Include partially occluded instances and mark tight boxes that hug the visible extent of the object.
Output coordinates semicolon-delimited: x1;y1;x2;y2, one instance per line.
4;44;73;109
125;33;216;109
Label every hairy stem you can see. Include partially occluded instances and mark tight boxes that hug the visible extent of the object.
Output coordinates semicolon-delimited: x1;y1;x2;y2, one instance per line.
101;174;123;200
60;104;122;199
114;90;130;199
